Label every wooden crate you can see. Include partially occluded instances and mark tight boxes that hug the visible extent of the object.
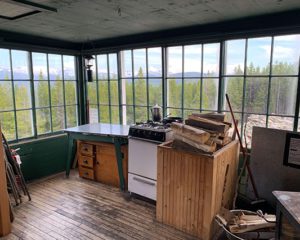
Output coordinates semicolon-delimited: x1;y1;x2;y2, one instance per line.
156;140;239;240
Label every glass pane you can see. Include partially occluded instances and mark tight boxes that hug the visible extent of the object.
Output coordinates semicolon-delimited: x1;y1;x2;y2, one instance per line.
87;82;97;104
149;79;162;106
34;81;49;107
225;39;246;75
125;106;134;124
97;54;108;80
298;119;300;132
268;116;294;131
272;34;300;75
110;81;119;105
203;43;220;77
14;81;32;109
89;104;98;123
11;50;30;80
52;106;65;131
167;108;182;117
63;55;76;80
133;49;146;77
50;81;64;106
243;114;266;148
109;53;118;79
111;106;120;124
125;79;133;105
0;82;13;111
135;107;147;122
202;78;219;110
167;79;182;108
184;79;200;109
17;110;33;138
32;52;48;80
148;47;162;77
134;78;146;106
66;105;77;128
184;44;201;77
98;81;109;104
167;46;182;77
224;77;244;112
245;77;268;114
48;54;62;80
247;37;272;75
99;105;110;123
65;81;77;104
121;50;132;77
0;112;15;140
0;49;11;80
36;108;51;135
269;77;297;115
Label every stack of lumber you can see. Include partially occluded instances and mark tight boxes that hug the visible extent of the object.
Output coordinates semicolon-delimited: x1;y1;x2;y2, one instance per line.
216;208;275;234
171;112;232;154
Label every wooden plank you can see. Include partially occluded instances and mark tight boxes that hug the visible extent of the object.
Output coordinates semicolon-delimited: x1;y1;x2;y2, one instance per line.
156;146;164;222
171;122;210;144
0;127;11;237
156;140;239;240
186;115;229;134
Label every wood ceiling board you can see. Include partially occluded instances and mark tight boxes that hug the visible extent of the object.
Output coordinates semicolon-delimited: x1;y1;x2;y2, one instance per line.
0;0;299;43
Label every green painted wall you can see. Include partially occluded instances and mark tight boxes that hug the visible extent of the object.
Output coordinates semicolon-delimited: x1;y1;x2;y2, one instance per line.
11;134;68;181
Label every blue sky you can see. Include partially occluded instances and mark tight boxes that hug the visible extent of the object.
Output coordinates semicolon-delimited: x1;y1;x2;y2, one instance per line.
1;34;299;79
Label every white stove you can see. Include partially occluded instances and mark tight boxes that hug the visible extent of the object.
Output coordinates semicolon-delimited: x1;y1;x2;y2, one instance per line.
128;122;173;200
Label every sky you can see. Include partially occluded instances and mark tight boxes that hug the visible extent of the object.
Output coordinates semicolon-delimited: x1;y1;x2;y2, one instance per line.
0;34;299;80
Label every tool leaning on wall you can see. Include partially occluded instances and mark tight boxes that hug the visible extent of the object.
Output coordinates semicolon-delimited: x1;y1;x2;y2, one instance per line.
3;133;31;209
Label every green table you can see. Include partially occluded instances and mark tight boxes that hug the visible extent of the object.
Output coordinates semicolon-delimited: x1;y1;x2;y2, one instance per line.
64;123;130;191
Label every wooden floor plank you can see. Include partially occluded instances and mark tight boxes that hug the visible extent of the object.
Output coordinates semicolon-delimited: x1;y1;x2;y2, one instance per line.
6;171;198;240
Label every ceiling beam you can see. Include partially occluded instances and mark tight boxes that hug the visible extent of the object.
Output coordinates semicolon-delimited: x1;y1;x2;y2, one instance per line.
3;0;57;13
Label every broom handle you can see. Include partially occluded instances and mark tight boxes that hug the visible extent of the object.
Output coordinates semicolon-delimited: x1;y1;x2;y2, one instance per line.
225;94;259;200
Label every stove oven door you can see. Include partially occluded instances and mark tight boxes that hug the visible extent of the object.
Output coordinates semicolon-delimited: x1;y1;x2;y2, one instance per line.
128;137;158;180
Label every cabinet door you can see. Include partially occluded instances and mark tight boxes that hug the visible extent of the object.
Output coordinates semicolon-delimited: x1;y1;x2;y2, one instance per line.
95;143;120;187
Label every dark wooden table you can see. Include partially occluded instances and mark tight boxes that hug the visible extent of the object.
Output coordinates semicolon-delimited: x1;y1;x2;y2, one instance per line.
273;191;300;239
64;123;130;191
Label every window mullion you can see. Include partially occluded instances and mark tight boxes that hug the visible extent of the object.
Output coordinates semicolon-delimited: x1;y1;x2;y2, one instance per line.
47;54;53;132
61;55;67;128
293;56;300;131
218;41;225;113
131;50;136;122
29;52;37;138
107;54;112;123
117;51;123;124
9;49;18;141
266;37;274;128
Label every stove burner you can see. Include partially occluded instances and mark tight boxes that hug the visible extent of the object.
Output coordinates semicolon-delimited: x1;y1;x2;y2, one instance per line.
129;120;173;142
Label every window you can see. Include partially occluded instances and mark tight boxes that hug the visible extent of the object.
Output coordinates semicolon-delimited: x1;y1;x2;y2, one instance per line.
166;43;219;118
0;49;78;141
223;34;300;144
120;48;163;124
87;53;120;124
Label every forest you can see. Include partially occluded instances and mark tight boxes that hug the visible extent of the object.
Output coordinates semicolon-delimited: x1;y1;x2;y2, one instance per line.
0;61;297;140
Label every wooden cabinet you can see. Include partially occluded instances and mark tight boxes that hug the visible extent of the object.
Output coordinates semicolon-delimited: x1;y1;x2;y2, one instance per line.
156;140;239;240
77;141;128;189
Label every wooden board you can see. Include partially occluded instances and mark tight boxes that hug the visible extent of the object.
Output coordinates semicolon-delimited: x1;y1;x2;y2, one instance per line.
171;122;210;144
186;115;229;134
156;140;239;240
0;127;11;237
5;170;199;240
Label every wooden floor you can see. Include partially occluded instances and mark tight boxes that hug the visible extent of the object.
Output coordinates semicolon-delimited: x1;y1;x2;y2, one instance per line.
3;171;199;240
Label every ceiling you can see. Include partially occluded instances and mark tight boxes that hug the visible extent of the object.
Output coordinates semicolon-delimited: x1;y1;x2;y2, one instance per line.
0;0;300;44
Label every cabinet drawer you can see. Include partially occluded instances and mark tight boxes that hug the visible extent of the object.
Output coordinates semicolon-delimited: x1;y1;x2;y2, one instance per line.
79;166;94;180
128;173;156;200
79;143;93;156
78;155;94;168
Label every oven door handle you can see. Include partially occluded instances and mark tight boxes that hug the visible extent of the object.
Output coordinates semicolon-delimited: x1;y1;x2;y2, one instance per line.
133;176;156;186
